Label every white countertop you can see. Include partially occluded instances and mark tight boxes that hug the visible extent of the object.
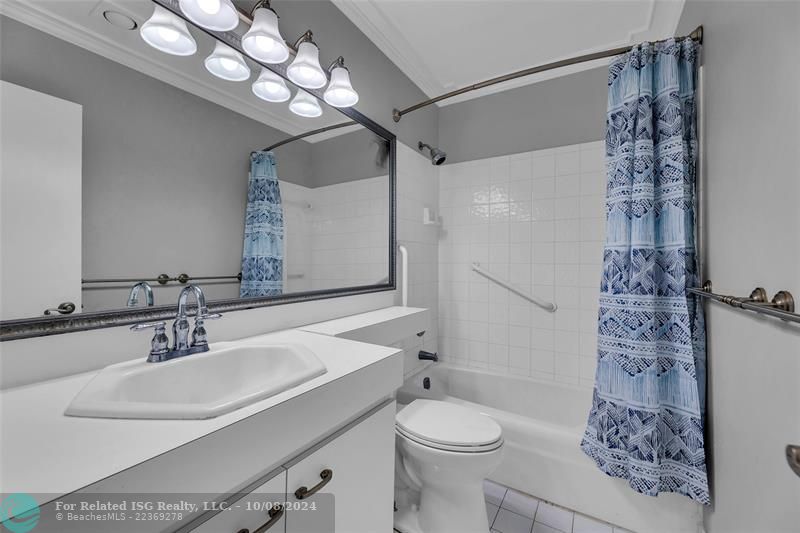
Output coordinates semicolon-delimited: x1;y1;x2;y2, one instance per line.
300;306;429;345
0;328;400;498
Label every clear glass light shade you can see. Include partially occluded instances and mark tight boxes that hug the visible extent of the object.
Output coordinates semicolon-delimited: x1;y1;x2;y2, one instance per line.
242;8;289;64
252;68;291;102
286;42;327;89
179;0;238;31
323;66;359;108
289;90;323;118
140;5;197;56
205;41;251;81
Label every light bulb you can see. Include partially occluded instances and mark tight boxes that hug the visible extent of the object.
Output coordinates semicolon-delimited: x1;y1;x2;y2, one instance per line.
256;36;275;51
287;41;327;89
220;58;238;72
323;65;359;108
205;41;250;81
289;90;323;118
242;7;289;64
158;27;180;43
179;0;238;31
252;68;290;103
197;0;220;15
140;5;197;56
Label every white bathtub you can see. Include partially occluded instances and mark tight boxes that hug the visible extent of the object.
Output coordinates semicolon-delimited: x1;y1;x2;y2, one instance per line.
399;364;703;533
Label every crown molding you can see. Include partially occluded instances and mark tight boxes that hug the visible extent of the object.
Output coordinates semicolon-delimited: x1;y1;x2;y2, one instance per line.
331;0;442;98
333;0;685;108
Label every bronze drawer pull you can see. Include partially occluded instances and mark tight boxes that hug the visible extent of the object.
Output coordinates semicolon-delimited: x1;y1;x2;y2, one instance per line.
787;445;800;478
294;469;333;500
236;504;283;533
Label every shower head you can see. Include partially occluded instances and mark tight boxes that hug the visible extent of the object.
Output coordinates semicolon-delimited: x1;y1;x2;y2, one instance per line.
418;141;447;166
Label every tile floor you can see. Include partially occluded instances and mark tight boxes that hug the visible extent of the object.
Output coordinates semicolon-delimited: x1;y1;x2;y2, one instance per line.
484;480;632;533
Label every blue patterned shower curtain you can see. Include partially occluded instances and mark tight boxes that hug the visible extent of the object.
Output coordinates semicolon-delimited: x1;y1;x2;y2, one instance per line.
239;151;284;298
581;38;709;504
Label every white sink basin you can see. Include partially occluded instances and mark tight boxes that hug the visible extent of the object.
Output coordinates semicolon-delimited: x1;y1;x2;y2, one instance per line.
65;343;327;419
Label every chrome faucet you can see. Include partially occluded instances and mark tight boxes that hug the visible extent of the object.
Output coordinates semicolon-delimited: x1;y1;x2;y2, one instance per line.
127;281;154;308
173;284;214;353
130;284;221;362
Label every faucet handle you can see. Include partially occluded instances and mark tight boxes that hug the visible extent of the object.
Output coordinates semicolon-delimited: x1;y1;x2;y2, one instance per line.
130;321;166;331
131;321;170;362
191;313;222;349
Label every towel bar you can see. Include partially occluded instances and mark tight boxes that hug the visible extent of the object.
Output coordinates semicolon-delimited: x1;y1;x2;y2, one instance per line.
688;281;799;324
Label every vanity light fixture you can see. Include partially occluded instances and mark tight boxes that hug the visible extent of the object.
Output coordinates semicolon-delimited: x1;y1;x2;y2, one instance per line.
179;0;239;32
323;57;359;108
287;31;327;89
242;1;290;64
205;41;251;81
252;68;291;103
141;3;361;115
289;90;323;118
140;5;197;56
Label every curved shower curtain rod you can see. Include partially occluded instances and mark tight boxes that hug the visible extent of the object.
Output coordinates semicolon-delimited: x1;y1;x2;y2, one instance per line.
261;120;357;152
392;26;704;122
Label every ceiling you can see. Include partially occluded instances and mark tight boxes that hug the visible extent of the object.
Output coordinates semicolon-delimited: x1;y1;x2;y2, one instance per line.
332;0;685;105
0;0;358;140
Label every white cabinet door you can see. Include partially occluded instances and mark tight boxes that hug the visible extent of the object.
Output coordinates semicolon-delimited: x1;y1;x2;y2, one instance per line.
284;402;395;533
191;469;287;533
0;81;82;319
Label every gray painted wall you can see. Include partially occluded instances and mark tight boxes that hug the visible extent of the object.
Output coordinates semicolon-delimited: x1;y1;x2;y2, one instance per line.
310;128;388;187
437;67;608;163
0;16;311;310
270;0;438;148
0;17;387;311
0;16;313;184
675;2;800;531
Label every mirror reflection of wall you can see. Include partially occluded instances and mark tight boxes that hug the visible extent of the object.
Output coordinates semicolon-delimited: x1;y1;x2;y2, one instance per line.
0;13;390;319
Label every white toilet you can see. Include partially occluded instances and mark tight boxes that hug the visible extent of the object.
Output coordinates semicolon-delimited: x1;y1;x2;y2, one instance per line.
394;399;504;533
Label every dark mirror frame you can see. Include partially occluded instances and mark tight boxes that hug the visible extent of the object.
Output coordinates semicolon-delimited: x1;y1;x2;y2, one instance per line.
0;0;396;341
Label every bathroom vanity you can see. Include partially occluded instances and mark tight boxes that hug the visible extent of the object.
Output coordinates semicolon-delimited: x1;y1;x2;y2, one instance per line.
0;328;404;532
0;3;411;531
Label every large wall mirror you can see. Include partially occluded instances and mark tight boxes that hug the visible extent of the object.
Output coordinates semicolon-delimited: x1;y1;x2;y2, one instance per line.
0;0;395;340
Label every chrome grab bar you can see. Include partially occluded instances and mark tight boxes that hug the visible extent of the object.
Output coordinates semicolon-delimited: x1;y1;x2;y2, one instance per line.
471;263;557;312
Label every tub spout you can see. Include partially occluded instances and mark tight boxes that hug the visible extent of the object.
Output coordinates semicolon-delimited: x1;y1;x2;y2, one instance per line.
418;350;438;362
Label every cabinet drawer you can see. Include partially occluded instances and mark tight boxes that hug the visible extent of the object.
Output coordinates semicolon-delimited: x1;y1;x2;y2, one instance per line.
284;401;395;533
191;469;286;533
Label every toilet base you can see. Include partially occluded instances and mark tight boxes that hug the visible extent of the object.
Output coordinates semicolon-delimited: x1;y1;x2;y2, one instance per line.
393;493;491;533
393;505;423;533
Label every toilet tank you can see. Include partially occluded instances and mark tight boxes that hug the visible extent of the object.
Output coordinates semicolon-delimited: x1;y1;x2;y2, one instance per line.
301;307;432;376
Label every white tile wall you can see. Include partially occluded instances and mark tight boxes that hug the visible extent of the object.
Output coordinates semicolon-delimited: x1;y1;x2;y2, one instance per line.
279;181;314;293
283;142;440;379
438;141;605;389
395;142;440;376
309;176;390;290
279;176;390;293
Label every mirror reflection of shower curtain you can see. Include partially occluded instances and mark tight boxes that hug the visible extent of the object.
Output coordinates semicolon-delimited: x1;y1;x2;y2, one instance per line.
239;151;284;297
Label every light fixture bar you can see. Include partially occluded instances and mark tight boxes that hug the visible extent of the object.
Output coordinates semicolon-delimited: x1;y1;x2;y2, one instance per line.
327;56;345;72
392;25;705;122
149;0;367;116
150;0;330;90
236;0;304;56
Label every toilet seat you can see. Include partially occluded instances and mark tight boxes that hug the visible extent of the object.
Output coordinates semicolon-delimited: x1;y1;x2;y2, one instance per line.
395;400;503;453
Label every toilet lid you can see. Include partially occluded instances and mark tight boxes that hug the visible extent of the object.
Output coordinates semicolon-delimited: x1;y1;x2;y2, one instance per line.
395;400;502;449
